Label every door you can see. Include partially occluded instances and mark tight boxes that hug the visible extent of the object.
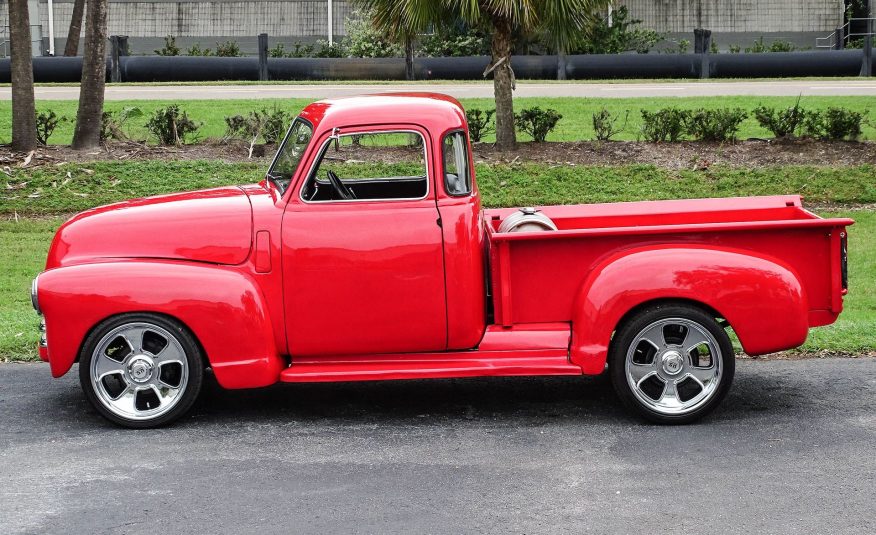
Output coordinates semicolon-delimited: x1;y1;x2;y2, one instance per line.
281;127;447;356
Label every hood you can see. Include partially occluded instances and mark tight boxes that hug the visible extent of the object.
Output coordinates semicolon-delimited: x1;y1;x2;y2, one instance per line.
47;186;253;269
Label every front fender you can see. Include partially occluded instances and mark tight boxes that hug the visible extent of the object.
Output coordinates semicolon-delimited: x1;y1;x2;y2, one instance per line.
38;261;284;389
570;245;808;374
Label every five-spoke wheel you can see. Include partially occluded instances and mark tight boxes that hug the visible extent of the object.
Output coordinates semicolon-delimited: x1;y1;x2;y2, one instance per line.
79;313;203;428
609;303;734;424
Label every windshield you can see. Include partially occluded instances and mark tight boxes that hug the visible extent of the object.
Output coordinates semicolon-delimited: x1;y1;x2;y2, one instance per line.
267;118;313;192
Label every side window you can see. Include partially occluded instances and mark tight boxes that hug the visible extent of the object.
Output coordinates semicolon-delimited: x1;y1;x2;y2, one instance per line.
442;131;471;196
302;131;428;202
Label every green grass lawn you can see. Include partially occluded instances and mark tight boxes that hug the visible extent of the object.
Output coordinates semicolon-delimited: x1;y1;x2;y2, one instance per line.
2;95;875;144
3;160;875;215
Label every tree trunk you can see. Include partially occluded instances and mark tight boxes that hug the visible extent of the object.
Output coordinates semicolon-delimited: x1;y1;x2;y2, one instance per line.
64;0;86;56
72;0;108;150
491;15;516;151
9;0;37;151
404;34;414;81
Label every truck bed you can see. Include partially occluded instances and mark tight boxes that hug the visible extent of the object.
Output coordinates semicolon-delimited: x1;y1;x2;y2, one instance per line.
486;195;852;329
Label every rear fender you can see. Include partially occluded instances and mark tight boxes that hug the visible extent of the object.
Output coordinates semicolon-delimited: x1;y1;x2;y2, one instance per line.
570;245;808;374
38;261;283;389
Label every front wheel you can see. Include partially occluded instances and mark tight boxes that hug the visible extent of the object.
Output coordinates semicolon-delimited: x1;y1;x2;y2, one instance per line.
609;303;735;424
79;313;204;428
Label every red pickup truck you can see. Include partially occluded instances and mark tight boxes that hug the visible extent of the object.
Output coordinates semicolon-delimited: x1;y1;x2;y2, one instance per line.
32;93;852;428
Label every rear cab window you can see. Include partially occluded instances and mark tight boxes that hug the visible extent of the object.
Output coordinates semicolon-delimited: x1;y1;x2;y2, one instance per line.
442;131;471;196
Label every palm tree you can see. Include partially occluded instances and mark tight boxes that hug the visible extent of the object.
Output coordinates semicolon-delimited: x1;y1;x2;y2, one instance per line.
9;0;37;151
360;0;608;150
72;0;109;149
64;0;86;56
355;0;443;81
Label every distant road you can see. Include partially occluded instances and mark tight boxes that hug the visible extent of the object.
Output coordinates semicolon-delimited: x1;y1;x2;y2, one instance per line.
4;80;876;100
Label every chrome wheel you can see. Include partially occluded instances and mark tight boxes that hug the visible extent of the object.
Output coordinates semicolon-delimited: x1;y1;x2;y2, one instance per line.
624;317;723;416
89;322;189;421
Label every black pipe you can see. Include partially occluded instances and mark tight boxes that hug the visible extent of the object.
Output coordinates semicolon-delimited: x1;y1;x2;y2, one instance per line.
120;56;259;82
0;51;871;83
565;53;700;79
710;50;861;78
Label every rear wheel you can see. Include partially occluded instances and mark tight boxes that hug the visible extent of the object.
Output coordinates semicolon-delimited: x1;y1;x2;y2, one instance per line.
79;313;203;428
609;303;734;424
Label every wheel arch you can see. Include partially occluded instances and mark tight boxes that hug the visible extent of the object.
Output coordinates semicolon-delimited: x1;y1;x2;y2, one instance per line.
38;261;284;388
570;245;809;374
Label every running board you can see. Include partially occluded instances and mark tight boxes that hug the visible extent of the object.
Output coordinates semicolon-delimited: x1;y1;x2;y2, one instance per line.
279;350;582;383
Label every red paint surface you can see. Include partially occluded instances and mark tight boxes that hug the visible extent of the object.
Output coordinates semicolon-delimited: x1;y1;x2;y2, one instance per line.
35;94;852;388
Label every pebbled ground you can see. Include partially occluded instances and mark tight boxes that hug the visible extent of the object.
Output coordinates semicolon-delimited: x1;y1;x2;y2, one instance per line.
1;358;874;534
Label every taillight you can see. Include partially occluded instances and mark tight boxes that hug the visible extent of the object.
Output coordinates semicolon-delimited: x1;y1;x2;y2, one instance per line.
840;231;848;290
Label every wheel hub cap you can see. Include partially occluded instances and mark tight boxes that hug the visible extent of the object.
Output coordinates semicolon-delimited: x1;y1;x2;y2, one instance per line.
661;351;683;375
127;356;154;384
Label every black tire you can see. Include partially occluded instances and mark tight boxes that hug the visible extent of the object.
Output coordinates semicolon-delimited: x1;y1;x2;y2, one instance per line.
79;313;204;428
608;303;735;424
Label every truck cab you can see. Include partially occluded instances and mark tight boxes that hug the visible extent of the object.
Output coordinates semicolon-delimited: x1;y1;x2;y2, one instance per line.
33;93;852;428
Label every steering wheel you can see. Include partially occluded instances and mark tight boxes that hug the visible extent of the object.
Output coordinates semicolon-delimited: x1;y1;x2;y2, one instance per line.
326;170;356;200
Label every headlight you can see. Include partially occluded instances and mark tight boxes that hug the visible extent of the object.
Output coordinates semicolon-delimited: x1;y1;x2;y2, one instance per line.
31;275;41;314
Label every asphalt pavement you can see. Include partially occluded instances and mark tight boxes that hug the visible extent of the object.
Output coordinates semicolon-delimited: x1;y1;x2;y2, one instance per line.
1;358;874;534
4;80;876;101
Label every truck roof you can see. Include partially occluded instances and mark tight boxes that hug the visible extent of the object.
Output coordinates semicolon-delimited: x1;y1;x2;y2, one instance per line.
299;92;467;134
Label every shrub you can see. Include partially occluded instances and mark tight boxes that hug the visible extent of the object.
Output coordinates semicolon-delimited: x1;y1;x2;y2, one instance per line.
664;39;690;54
286;41;314;58
640;108;690;142
709;40;719;54
313;40;346;58
187;43;212;56
419;27;491;57
35;110;65;145
155;35;180;56
146;105;200;145
744;36;796;53
344;12;402;58
802;108;865;140
215;41;241;57
465;108;495;142
100;106;143;142
685;108;748;142
753;100;806;138
591;108;627;141
745;37;768;53
260;106;291;143
728;44;741;53
570;6;663;54
515;107;562;142
224;106;290;144
269;43;287;58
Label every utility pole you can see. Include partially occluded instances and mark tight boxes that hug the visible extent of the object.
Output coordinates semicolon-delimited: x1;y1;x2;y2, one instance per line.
327;0;334;46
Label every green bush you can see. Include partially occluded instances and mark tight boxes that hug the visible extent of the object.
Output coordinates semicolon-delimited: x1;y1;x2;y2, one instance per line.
753;101;806;138
155;35;180;56
570;6;663;54
313;40;346;58
465;109;495;142
345;12;402;58
215;41;241;57
269;43;287;58
224;107;290;144
187;43;212;56
35;110;65;145
146;105;200;145
640;108;690;142
260;106;291;143
515;107;562;142
803;108;865;140
728;44;741;53
591;108;627;141
419;27;490;57
100;107;143;142
685;108;748;142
